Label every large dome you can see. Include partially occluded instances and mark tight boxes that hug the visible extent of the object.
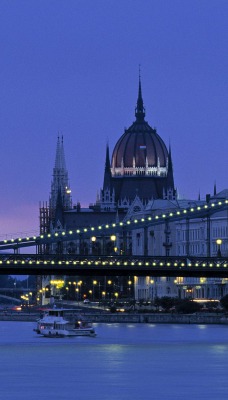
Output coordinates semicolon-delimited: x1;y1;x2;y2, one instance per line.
111;80;168;172
101;77;175;204
112;122;168;169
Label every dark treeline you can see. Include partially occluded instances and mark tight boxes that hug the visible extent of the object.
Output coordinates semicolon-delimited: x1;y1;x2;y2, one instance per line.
0;275;36;289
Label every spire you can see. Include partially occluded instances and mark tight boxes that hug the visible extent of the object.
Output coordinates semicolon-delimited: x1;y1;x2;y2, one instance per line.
214;181;217;196
166;144;175;192
55;135;66;170
50;135;72;215
167;145;174;175
103;143;112;190
135;67;145;122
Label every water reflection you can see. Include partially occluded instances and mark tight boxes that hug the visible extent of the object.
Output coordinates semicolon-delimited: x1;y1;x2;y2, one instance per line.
0;322;228;400
212;345;228;354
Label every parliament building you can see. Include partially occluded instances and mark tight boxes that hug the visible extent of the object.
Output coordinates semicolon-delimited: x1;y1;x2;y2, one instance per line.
39;77;228;304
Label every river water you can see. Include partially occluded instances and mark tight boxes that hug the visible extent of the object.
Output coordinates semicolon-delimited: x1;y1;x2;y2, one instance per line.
0;322;228;400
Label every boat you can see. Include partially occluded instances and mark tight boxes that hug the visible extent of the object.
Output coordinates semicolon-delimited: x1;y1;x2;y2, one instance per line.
34;308;96;337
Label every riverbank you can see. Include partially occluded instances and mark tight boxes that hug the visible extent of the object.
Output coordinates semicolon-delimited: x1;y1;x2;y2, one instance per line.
0;312;228;324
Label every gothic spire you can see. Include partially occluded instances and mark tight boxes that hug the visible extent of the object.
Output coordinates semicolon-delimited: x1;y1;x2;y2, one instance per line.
55;135;66;170
103;143;112;190
166;144;175;190
50;135;72;215
135;68;145;122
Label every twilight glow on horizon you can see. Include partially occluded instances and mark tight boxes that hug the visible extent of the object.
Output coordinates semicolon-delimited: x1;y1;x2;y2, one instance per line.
0;0;227;237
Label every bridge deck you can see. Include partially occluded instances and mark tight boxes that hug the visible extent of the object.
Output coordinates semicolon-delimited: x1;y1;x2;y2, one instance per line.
0;255;228;277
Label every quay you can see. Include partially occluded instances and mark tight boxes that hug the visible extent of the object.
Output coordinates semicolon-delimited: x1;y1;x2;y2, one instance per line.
0;312;228;325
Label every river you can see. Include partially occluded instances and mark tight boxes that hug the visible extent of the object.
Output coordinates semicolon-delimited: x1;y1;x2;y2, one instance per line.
0;322;227;400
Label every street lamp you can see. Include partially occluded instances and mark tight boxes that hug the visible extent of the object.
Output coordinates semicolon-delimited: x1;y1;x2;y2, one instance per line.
107;280;112;299
128;280;132;299
91;236;97;255
216;239;222;257
77;281;82;302
93;280;97;301
110;235;117;254
75;287;79;303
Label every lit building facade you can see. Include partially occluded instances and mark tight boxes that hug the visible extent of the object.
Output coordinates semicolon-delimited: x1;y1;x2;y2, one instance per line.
39;77;228;304
130;194;228;301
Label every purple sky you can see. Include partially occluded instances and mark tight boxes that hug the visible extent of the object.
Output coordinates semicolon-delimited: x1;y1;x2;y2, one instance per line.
0;0;228;238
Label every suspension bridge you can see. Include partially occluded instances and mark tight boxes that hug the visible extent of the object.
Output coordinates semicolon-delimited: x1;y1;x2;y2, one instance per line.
0;198;228;277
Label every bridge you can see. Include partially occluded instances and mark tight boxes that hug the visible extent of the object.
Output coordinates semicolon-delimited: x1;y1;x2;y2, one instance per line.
0;198;228;278
0;254;228;278
0;198;227;251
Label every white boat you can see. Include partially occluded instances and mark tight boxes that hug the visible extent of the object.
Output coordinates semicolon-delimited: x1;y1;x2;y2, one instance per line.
34;308;96;338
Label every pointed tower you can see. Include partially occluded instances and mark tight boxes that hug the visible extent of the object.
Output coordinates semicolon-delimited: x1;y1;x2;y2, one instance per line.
49;136;72;221
167;145;175;190
163;145;176;200
135;72;146;123
103;143;112;190
100;143;116;211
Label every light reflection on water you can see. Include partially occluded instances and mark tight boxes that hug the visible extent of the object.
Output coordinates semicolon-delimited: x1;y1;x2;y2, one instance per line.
0;322;228;400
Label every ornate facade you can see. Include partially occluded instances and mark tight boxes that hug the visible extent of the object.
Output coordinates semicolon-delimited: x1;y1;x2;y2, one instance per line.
39;77;228;304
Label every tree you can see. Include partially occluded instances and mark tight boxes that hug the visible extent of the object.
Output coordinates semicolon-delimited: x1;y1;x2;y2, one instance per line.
20;276;36;289
155;296;178;311
0;275;10;287
176;299;201;314
220;294;228;311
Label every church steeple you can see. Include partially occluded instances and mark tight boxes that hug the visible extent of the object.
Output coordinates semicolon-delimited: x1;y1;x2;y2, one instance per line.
50;135;72;217
135;69;145;122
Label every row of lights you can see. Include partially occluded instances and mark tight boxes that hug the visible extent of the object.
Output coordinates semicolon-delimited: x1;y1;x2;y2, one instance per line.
1;200;228;247
62;279;133;300
0;259;228;268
